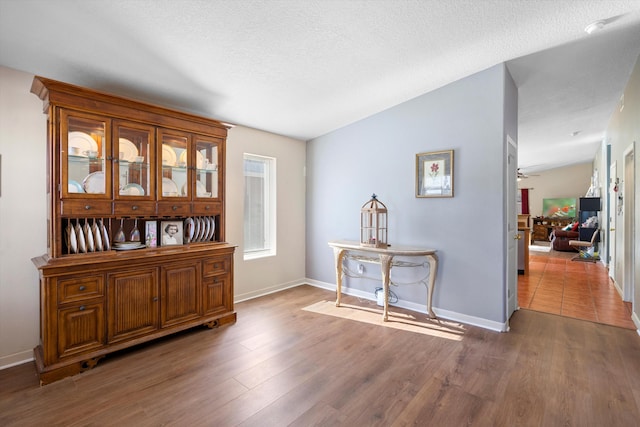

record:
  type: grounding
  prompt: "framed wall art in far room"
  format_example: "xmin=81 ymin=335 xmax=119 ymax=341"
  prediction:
xmin=416 ymin=149 xmax=454 ymax=198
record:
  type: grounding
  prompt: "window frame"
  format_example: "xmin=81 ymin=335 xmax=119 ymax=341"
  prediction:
xmin=243 ymin=153 xmax=276 ymax=260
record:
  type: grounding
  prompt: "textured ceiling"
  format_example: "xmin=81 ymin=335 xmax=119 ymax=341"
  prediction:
xmin=1 ymin=0 xmax=639 ymax=173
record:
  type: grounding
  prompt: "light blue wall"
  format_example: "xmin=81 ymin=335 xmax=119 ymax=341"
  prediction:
xmin=306 ymin=64 xmax=517 ymax=325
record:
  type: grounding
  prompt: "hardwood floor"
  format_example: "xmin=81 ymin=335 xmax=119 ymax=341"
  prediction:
xmin=519 ymin=244 xmax=636 ymax=330
xmin=2 ymin=285 xmax=640 ymax=426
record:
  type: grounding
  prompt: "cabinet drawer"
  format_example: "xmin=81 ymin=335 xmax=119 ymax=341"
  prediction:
xmin=157 ymin=202 xmax=190 ymax=216
xmin=61 ymin=200 xmax=112 ymax=216
xmin=192 ymin=201 xmax=221 ymax=215
xmin=114 ymin=201 xmax=156 ymax=216
xmin=203 ymin=256 xmax=230 ymax=276
xmin=57 ymin=275 xmax=104 ymax=304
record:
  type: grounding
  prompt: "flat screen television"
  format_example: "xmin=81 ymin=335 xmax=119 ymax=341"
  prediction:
xmin=542 ymin=198 xmax=577 ymax=218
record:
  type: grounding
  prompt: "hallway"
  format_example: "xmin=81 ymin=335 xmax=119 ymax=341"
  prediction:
xmin=518 ymin=245 xmax=636 ymax=330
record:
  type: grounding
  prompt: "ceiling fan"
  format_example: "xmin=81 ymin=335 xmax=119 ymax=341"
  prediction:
xmin=517 ymin=168 xmax=540 ymax=180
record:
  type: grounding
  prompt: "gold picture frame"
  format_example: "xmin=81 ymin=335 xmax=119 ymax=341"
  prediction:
xmin=416 ymin=150 xmax=454 ymax=198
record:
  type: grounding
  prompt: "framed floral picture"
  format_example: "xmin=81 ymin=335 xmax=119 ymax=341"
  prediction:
xmin=416 ymin=150 xmax=454 ymax=198
xmin=145 ymin=220 xmax=158 ymax=248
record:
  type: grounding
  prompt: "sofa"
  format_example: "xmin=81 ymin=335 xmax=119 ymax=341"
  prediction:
xmin=550 ymin=227 xmax=579 ymax=252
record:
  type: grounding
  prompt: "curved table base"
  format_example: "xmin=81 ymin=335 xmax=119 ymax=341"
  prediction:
xmin=329 ymin=241 xmax=438 ymax=321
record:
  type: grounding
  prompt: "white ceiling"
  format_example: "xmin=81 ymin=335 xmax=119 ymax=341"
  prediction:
xmin=1 ymin=0 xmax=639 ymax=173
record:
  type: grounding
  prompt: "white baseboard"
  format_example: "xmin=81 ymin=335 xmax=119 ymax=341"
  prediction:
xmin=234 ymin=278 xmax=307 ymax=303
xmin=632 ymin=312 xmax=640 ymax=334
xmin=0 ymin=350 xmax=33 ymax=371
xmin=612 ymin=277 xmax=624 ymax=299
xmin=305 ymin=279 xmax=508 ymax=332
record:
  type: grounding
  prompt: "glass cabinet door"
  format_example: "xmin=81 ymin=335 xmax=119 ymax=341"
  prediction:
xmin=158 ymin=129 xmax=189 ymax=199
xmin=62 ymin=111 xmax=110 ymax=197
xmin=194 ymin=136 xmax=221 ymax=199
xmin=114 ymin=122 xmax=154 ymax=199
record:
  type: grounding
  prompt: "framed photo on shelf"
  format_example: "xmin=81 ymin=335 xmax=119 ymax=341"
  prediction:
xmin=416 ymin=150 xmax=454 ymax=198
xmin=160 ymin=220 xmax=183 ymax=246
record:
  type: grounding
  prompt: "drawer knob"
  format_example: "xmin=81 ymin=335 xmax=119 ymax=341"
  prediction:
xmin=79 ymin=305 xmax=85 ymax=311
xmin=153 ymin=297 xmax=158 ymax=302
xmin=172 ymin=206 xmax=178 ymax=211
xmin=85 ymin=205 xmax=91 ymax=210
xmin=132 ymin=205 xmax=138 ymax=210
xmin=205 ymin=206 xmax=210 ymax=210
xmin=79 ymin=285 xmax=86 ymax=291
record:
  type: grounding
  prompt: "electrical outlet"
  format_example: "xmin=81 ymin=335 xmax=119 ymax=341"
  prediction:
xmin=357 ymin=264 xmax=365 ymax=274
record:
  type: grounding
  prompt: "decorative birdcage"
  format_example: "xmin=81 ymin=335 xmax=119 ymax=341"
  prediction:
xmin=360 ymin=194 xmax=388 ymax=248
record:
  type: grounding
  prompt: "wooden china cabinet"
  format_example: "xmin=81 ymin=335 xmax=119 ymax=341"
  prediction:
xmin=30 ymin=76 xmax=236 ymax=385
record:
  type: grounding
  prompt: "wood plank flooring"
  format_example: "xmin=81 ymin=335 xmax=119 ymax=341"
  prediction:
xmin=2 ymin=285 xmax=640 ymax=426
xmin=519 ymin=245 xmax=635 ymax=329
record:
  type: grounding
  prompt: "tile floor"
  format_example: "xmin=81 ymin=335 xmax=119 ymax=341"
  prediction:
xmin=518 ymin=244 xmax=636 ymax=330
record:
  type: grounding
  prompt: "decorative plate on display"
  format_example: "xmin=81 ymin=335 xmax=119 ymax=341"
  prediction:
xmin=75 ymin=221 xmax=86 ymax=253
xmin=84 ymin=221 xmax=95 ymax=252
xmin=193 ymin=218 xmax=201 ymax=242
xmin=178 ymin=150 xmax=187 ymax=166
xmin=162 ymin=144 xmax=177 ymax=166
xmin=192 ymin=217 xmax=200 ymax=242
xmin=83 ymin=171 xmax=105 ymax=194
xmin=92 ymin=221 xmax=103 ymax=252
xmin=118 ymin=138 xmax=138 ymax=162
xmin=114 ymin=241 xmax=143 ymax=248
xmin=207 ymin=217 xmax=216 ymax=241
xmin=201 ymin=218 xmax=209 ymax=241
xmin=197 ymin=151 xmax=205 ymax=169
xmin=120 ymin=183 xmax=145 ymax=196
xmin=68 ymin=131 xmax=98 ymax=156
xmin=179 ymin=150 xmax=205 ymax=169
xmin=197 ymin=217 xmax=206 ymax=241
xmin=68 ymin=180 xmax=85 ymax=193
xmin=202 ymin=217 xmax=210 ymax=242
xmin=195 ymin=180 xmax=207 ymax=197
xmin=100 ymin=220 xmax=110 ymax=251
xmin=113 ymin=242 xmax=146 ymax=251
xmin=184 ymin=218 xmax=195 ymax=243
xmin=67 ymin=223 xmax=78 ymax=254
xmin=162 ymin=177 xmax=179 ymax=196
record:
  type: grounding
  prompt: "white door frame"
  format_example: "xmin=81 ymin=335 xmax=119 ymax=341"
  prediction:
xmin=609 ymin=161 xmax=617 ymax=283
xmin=506 ymin=135 xmax=518 ymax=325
xmin=623 ymin=142 xmax=635 ymax=304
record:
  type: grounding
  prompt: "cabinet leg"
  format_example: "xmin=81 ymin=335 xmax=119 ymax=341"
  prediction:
xmin=80 ymin=356 xmax=104 ymax=371
xmin=204 ymin=312 xmax=237 ymax=329
xmin=36 ymin=353 xmax=105 ymax=385
xmin=204 ymin=319 xmax=220 ymax=329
